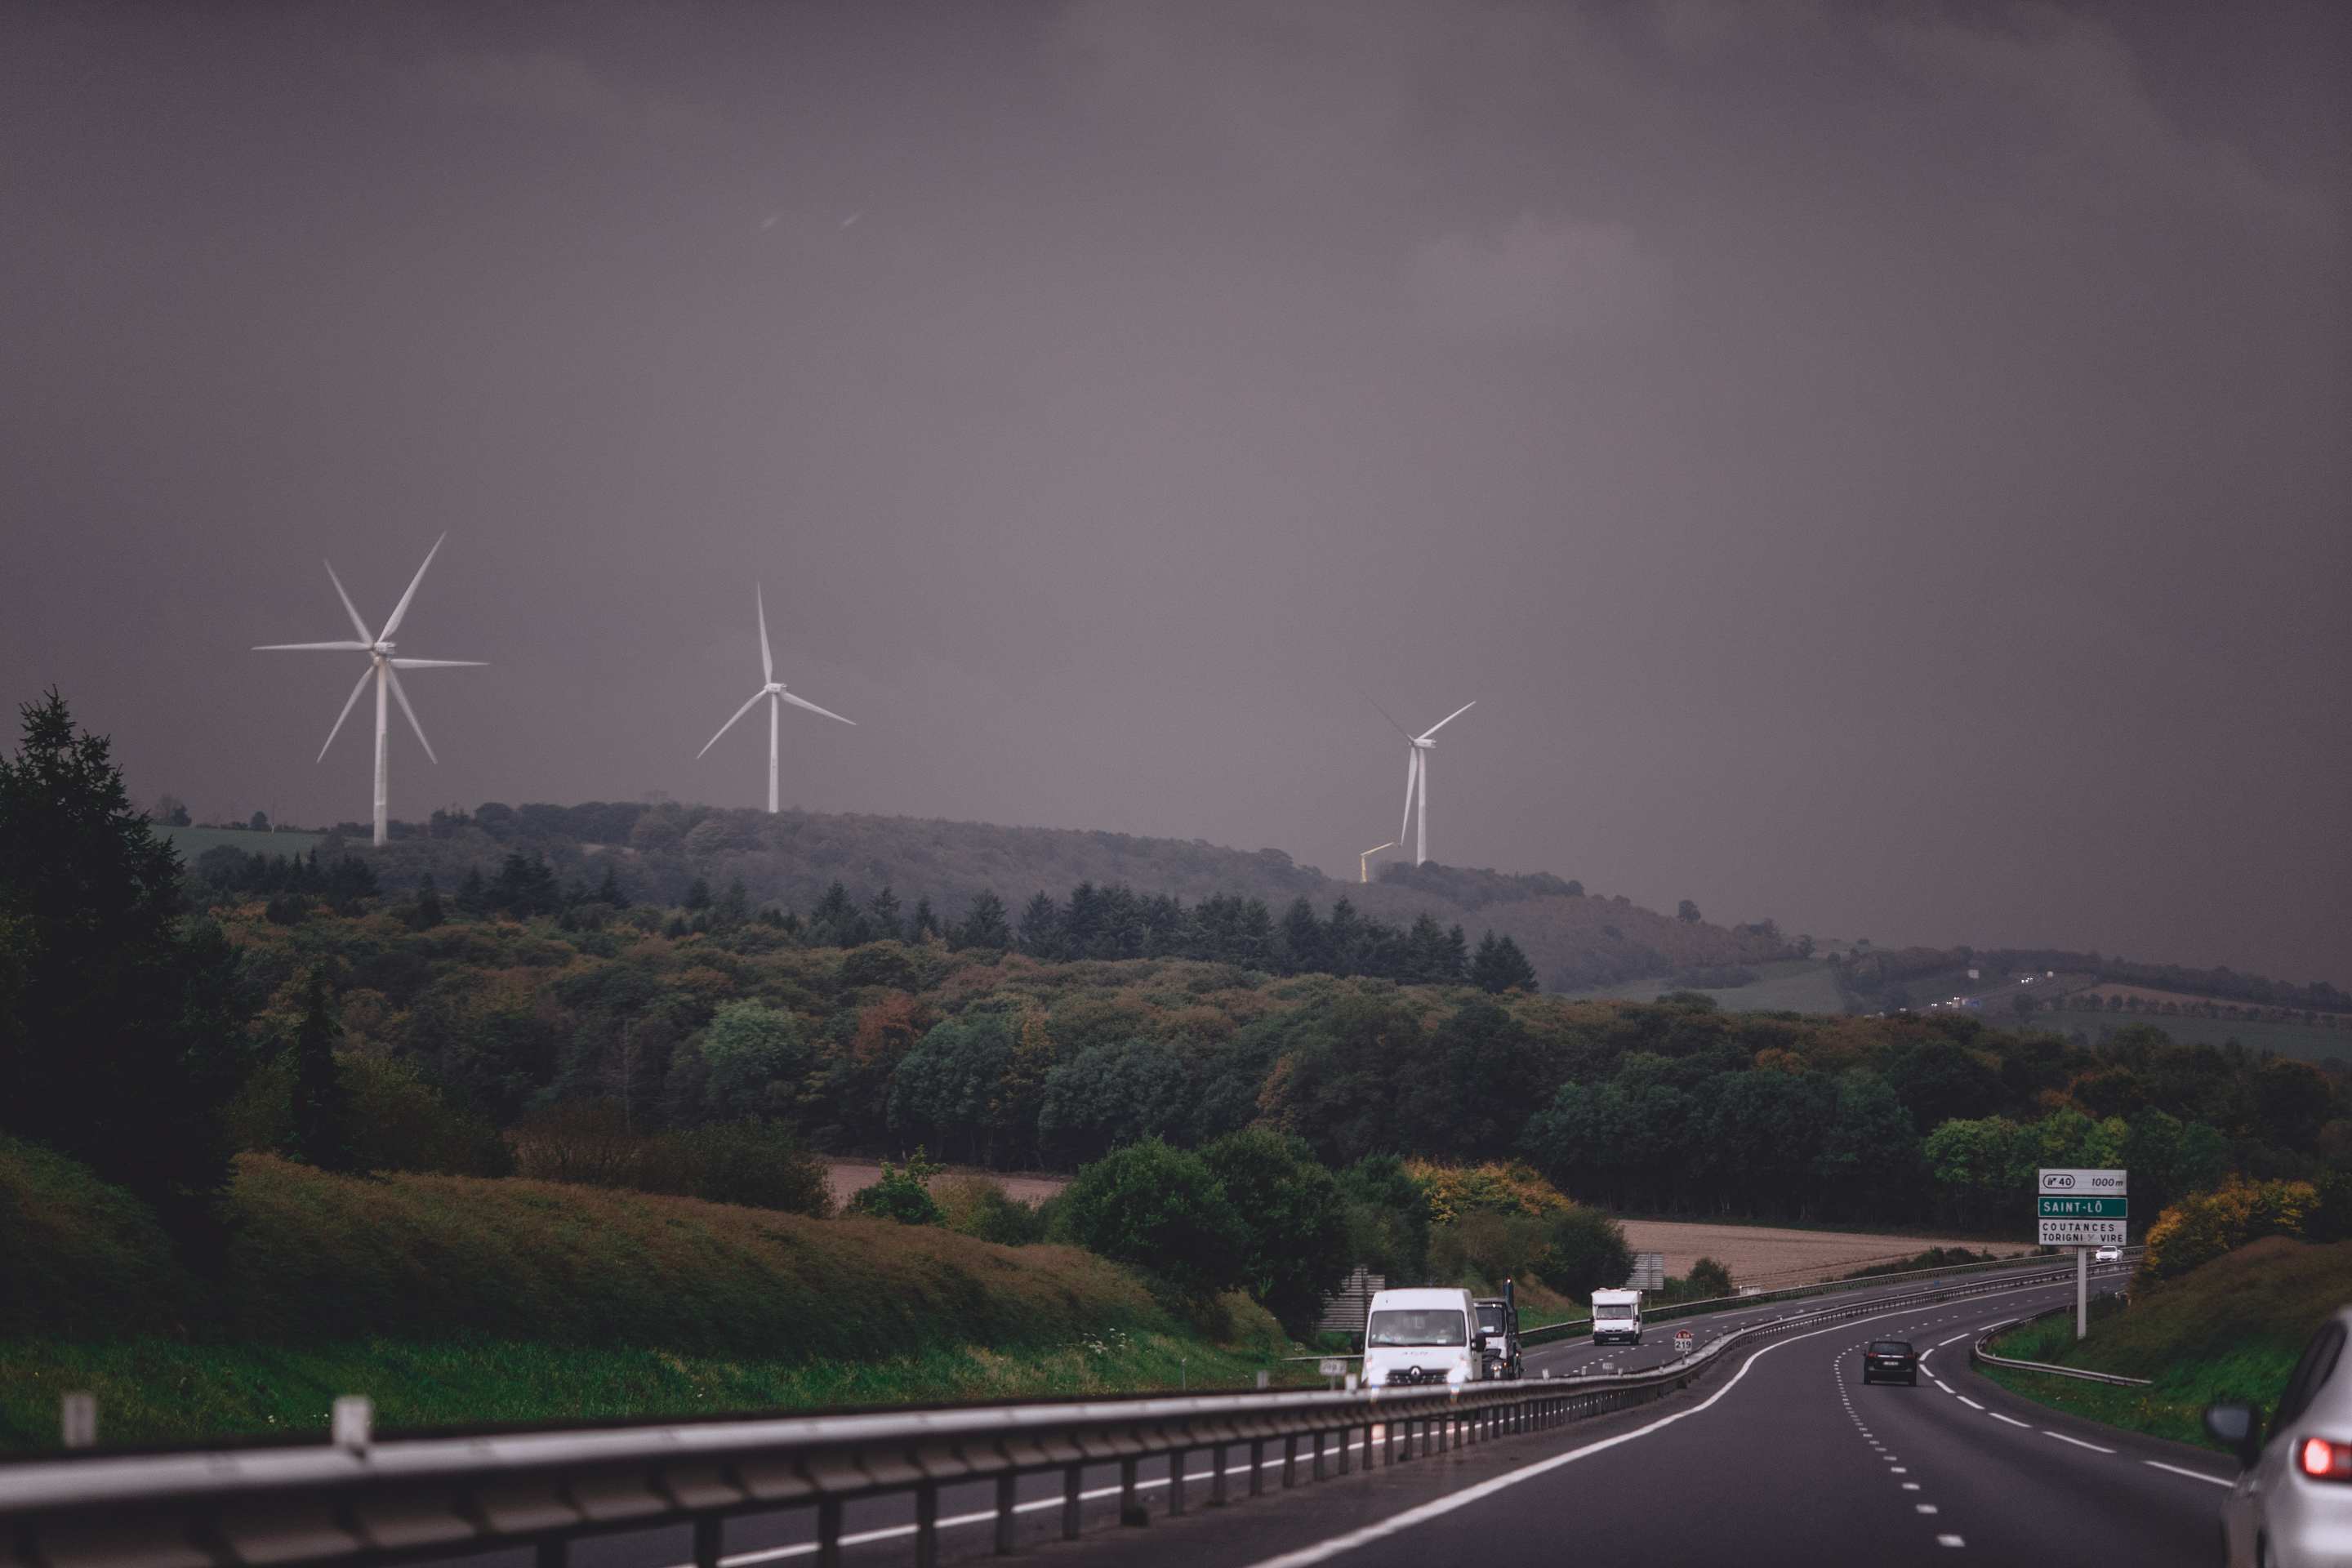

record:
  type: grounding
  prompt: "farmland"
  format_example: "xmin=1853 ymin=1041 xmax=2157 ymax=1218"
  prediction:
xmin=1563 ymin=957 xmax=1849 ymax=1015
xmin=156 ymin=824 xmax=324 ymax=861
xmin=2025 ymin=1006 xmax=2349 ymax=1063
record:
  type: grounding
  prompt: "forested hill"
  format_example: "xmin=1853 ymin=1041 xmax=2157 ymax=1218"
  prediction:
xmin=281 ymin=801 xmax=1789 ymax=992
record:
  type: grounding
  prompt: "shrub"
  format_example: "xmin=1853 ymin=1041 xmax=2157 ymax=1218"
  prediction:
xmin=1428 ymin=1210 xmax=1551 ymax=1291
xmin=1537 ymin=1205 xmax=1634 ymax=1299
xmin=1056 ymin=1139 xmax=1248 ymax=1304
xmin=227 ymin=1053 xmax=509 ymax=1177
xmin=934 ymin=1174 xmax=1045 ymax=1245
xmin=1686 ymin=1256 xmax=1733 ymax=1298
xmin=1404 ymin=1160 xmax=1570 ymax=1223
xmin=641 ymin=1120 xmax=831 ymax=1216
xmin=847 ymin=1151 xmax=945 ymax=1225
xmin=510 ymin=1100 xmax=644 ymax=1187
xmin=2143 ymin=1178 xmax=2318 ymax=1281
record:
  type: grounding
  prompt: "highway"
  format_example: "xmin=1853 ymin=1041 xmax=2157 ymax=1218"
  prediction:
xmin=385 ymin=1256 xmax=2229 ymax=1568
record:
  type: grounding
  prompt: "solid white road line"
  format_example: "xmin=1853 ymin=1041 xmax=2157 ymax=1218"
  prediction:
xmin=2145 ymin=1460 xmax=2234 ymax=1488
xmin=2044 ymin=1431 xmax=2116 ymax=1454
xmin=1933 ymin=1379 xmax=1953 ymax=1392
xmin=1233 ymin=1282 xmax=2075 ymax=1568
xmin=1940 ymin=1331 xmax=1973 ymax=1347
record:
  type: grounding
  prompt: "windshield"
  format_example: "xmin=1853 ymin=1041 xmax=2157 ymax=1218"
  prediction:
xmin=1477 ymin=1307 xmax=1507 ymax=1332
xmin=1596 ymin=1303 xmax=1635 ymax=1320
xmin=1367 ymin=1309 xmax=1466 ymax=1348
xmin=1870 ymin=1342 xmax=1912 ymax=1354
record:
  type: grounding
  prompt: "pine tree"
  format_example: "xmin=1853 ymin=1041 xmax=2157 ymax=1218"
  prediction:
xmin=684 ymin=876 xmax=714 ymax=911
xmin=909 ymin=895 xmax=939 ymax=942
xmin=1470 ymin=930 xmax=1508 ymax=992
xmin=457 ymin=864 xmax=488 ymax=915
xmin=1018 ymin=892 xmax=1062 ymax=958
xmin=956 ymin=889 xmax=1012 ymax=951
xmin=1278 ymin=896 xmax=1328 ymax=976
xmin=715 ymin=877 xmax=751 ymax=929
xmin=868 ymin=885 xmax=903 ymax=942
xmin=1490 ymin=934 xmax=1539 ymax=993
xmin=1324 ymin=896 xmax=1362 ymax=976
xmin=409 ymin=871 xmax=445 ymax=930
xmin=595 ymin=862 xmax=626 ymax=909
xmin=286 ymin=969 xmax=356 ymax=1172
xmin=1443 ymin=924 xmax=1470 ymax=983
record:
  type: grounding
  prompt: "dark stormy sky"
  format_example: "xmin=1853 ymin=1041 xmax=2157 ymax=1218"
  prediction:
xmin=4 ymin=2 xmax=2346 ymax=983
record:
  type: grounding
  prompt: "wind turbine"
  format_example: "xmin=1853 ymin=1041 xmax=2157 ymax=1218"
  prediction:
xmin=697 ymin=585 xmax=855 ymax=812
xmin=1359 ymin=840 xmax=1396 ymax=884
xmin=1371 ymin=697 xmax=1477 ymax=866
xmin=252 ymin=533 xmax=484 ymax=848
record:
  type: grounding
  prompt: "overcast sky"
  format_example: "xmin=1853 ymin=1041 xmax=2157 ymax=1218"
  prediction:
xmin=4 ymin=1 xmax=2345 ymax=983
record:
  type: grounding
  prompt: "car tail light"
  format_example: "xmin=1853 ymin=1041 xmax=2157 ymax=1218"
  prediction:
xmin=2300 ymin=1437 xmax=2352 ymax=1481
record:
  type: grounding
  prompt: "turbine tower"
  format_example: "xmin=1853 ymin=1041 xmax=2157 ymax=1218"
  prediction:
xmin=252 ymin=533 xmax=485 ymax=848
xmin=697 ymin=584 xmax=855 ymax=812
xmin=1372 ymin=698 xmax=1477 ymax=866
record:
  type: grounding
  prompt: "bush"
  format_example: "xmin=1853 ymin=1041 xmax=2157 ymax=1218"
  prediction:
xmin=510 ymin=1100 xmax=644 ymax=1187
xmin=934 ymin=1174 xmax=1045 ymax=1245
xmin=2143 ymin=1179 xmax=2318 ymax=1281
xmin=846 ymin=1151 xmax=945 ymax=1225
xmin=1428 ymin=1210 xmax=1551 ymax=1290
xmin=1056 ymin=1139 xmax=1248 ymax=1304
xmin=1686 ymin=1256 xmax=1733 ymax=1298
xmin=1404 ymin=1160 xmax=1571 ymax=1223
xmin=642 ymin=1120 xmax=831 ymax=1216
xmin=227 ymin=1053 xmax=510 ymax=1177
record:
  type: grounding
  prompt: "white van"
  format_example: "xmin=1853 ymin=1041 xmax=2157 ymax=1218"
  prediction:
xmin=1361 ymin=1287 xmax=1486 ymax=1387
xmin=1591 ymin=1288 xmax=1643 ymax=1346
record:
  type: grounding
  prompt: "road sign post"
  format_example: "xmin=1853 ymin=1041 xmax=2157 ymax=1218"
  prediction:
xmin=2038 ymin=1169 xmax=2125 ymax=1341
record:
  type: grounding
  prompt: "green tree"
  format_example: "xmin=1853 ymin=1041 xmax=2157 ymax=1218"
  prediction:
xmin=1677 ymin=899 xmax=1701 ymax=924
xmin=845 ymin=1149 xmax=945 ymax=1224
xmin=955 ymin=890 xmax=1012 ymax=951
xmin=1538 ymin=1205 xmax=1634 ymax=1298
xmin=1469 ymin=931 xmax=1540 ymax=993
xmin=889 ymin=1014 xmax=1018 ymax=1164
xmin=1338 ymin=1155 xmax=1432 ymax=1282
xmin=683 ymin=876 xmax=713 ymax=911
xmin=285 ymin=969 xmax=357 ymax=1172
xmin=697 ymin=1000 xmax=812 ymax=1120
xmin=0 ymin=692 xmax=243 ymax=1235
xmin=1199 ymin=1129 xmax=1351 ymax=1337
xmin=594 ymin=862 xmax=627 ymax=909
xmin=1055 ymin=1138 xmax=1248 ymax=1303
xmin=1036 ymin=1038 xmax=1191 ymax=1166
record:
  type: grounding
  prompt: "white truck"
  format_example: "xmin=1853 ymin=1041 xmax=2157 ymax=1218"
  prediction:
xmin=1591 ymin=1287 xmax=1644 ymax=1346
xmin=1361 ymin=1286 xmax=1488 ymax=1387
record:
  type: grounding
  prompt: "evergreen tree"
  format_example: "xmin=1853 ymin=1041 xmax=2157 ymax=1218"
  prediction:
xmin=1277 ymin=896 xmax=1328 ymax=976
xmin=1490 ymin=934 xmax=1538 ymax=991
xmin=1443 ymin=924 xmax=1470 ymax=982
xmin=909 ymin=895 xmax=939 ymax=942
xmin=684 ymin=876 xmax=714 ymax=911
xmin=1401 ymin=913 xmax=1450 ymax=983
xmin=595 ymin=862 xmax=626 ymax=909
xmin=0 ymin=691 xmax=243 ymax=1232
xmin=1324 ymin=896 xmax=1363 ymax=977
xmin=1018 ymin=892 xmax=1062 ymax=958
xmin=868 ymin=885 xmax=903 ymax=943
xmin=286 ymin=969 xmax=356 ymax=1172
xmin=955 ymin=889 xmax=1012 ymax=951
xmin=408 ymin=871 xmax=445 ymax=930
xmin=715 ymin=877 xmax=751 ymax=929
xmin=456 ymin=864 xmax=488 ymax=915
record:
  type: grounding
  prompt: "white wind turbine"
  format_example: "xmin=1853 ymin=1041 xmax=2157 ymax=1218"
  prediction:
xmin=252 ymin=533 xmax=485 ymax=848
xmin=1359 ymin=841 xmax=1396 ymax=884
xmin=1372 ymin=697 xmax=1477 ymax=866
xmin=697 ymin=585 xmax=855 ymax=812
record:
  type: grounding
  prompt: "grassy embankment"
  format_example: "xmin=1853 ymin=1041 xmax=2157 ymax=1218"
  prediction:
xmin=0 ymin=1139 xmax=1294 ymax=1454
xmin=1980 ymin=1236 xmax=2352 ymax=1451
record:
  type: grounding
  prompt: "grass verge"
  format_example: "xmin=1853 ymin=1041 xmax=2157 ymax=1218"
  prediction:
xmin=1976 ymin=1236 xmax=2352 ymax=1453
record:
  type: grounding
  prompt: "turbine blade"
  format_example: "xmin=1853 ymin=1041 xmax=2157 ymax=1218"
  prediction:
xmin=380 ymin=532 xmax=447 ymax=640
xmin=316 ymin=666 xmax=372 ymax=762
xmin=779 ymin=689 xmax=856 ymax=725
xmin=1361 ymin=689 xmax=1417 ymax=744
xmin=1419 ymin=700 xmax=1477 ymax=740
xmin=324 ymin=561 xmax=373 ymax=642
xmin=697 ymin=688 xmax=767 ymax=757
xmin=254 ymin=641 xmax=371 ymax=651
xmin=385 ymin=664 xmax=438 ymax=764
xmin=1361 ymin=841 xmax=1396 ymax=857
xmin=1399 ymin=750 xmax=1419 ymax=846
xmin=757 ymin=584 xmax=773 ymax=685
xmin=388 ymin=658 xmax=487 ymax=668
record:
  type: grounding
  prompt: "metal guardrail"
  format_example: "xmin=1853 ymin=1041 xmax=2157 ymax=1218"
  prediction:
xmin=0 ymin=1260 xmax=2122 ymax=1568
xmin=1970 ymin=1305 xmax=2154 ymax=1388
xmin=1519 ymin=1245 xmax=2143 ymax=1347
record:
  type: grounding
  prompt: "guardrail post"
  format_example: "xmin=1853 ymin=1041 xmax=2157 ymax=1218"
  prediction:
xmin=1249 ymin=1438 xmax=1266 ymax=1497
xmin=1311 ymin=1430 xmax=1325 ymax=1481
xmin=693 ymin=1516 xmax=722 ymax=1568
xmin=995 ymin=1474 xmax=1017 ymax=1555
xmin=1062 ymin=1463 xmax=1083 ymax=1539
xmin=817 ymin=1496 xmax=844 ymax=1568
xmin=1119 ymin=1456 xmax=1143 ymax=1526
xmin=59 ymin=1392 xmax=96 ymax=1450
xmin=915 ymin=1481 xmax=939 ymax=1568
xmin=1281 ymin=1434 xmax=1298 ymax=1488
xmin=1336 ymin=1423 xmax=1352 ymax=1475
xmin=1169 ymin=1450 xmax=1186 ymax=1515
xmin=1211 ymin=1442 xmax=1229 ymax=1505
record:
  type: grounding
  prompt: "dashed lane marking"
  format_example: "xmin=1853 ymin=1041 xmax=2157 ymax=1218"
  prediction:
xmin=1958 ymin=1396 xmax=1985 ymax=1410
xmin=1990 ymin=1414 xmax=2032 ymax=1429
xmin=1937 ymin=1534 xmax=1966 ymax=1548
xmin=2043 ymin=1431 xmax=2114 ymax=1454
xmin=2145 ymin=1461 xmax=2233 ymax=1488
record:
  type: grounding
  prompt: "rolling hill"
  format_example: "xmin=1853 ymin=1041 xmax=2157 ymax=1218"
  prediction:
xmin=304 ymin=800 xmax=1792 ymax=992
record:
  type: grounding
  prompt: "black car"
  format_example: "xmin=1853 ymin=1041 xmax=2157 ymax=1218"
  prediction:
xmin=1862 ymin=1339 xmax=1919 ymax=1386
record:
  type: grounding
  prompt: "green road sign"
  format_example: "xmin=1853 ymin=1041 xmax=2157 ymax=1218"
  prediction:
xmin=2037 ymin=1196 xmax=2127 ymax=1218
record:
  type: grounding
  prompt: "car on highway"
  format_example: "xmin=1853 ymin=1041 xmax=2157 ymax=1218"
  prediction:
xmin=1361 ymin=1287 xmax=1488 ymax=1387
xmin=2207 ymin=1308 xmax=2352 ymax=1566
xmin=1473 ymin=1297 xmax=1523 ymax=1380
xmin=2095 ymin=1245 xmax=2123 ymax=1263
xmin=1592 ymin=1287 xmax=1645 ymax=1346
xmin=1860 ymin=1339 xmax=1920 ymax=1386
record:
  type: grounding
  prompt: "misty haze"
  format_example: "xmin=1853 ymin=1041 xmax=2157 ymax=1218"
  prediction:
xmin=2 ymin=4 xmax=2346 ymax=1566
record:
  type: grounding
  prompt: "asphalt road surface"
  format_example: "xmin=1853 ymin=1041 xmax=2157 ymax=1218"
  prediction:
xmin=413 ymin=1257 xmax=2231 ymax=1568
